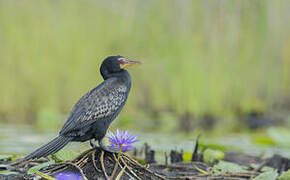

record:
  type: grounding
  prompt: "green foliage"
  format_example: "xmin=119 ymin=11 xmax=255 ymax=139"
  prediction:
xmin=0 ymin=0 xmax=289 ymax=130
xmin=134 ymin=157 xmax=146 ymax=165
xmin=52 ymin=149 xmax=79 ymax=162
xmin=252 ymin=133 xmax=276 ymax=146
xmin=27 ymin=160 xmax=55 ymax=175
xmin=253 ymin=170 xmax=278 ymax=180
xmin=203 ymin=149 xmax=225 ymax=164
xmin=212 ymin=160 xmax=248 ymax=174
xmin=261 ymin=166 xmax=276 ymax=173
xmin=198 ymin=142 xmax=227 ymax=152
xmin=0 ymin=155 xmax=13 ymax=161
xmin=278 ymin=169 xmax=290 ymax=180
xmin=183 ymin=152 xmax=192 ymax=162
xmin=267 ymin=128 xmax=290 ymax=148
xmin=115 ymin=166 xmax=126 ymax=180
xmin=35 ymin=171 xmax=56 ymax=180
xmin=0 ymin=154 xmax=19 ymax=162
xmin=0 ymin=170 xmax=18 ymax=175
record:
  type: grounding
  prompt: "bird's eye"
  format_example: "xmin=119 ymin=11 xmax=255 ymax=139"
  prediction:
xmin=118 ymin=58 xmax=128 ymax=64
xmin=119 ymin=59 xmax=125 ymax=64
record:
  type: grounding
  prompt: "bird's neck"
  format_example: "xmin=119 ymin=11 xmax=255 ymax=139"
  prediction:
xmin=102 ymin=69 xmax=131 ymax=83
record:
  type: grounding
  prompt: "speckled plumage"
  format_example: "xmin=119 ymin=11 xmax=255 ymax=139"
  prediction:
xmin=22 ymin=56 xmax=138 ymax=161
xmin=60 ymin=76 xmax=130 ymax=139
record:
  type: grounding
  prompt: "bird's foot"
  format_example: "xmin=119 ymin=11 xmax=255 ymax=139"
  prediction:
xmin=90 ymin=139 xmax=97 ymax=149
xmin=99 ymin=140 xmax=119 ymax=153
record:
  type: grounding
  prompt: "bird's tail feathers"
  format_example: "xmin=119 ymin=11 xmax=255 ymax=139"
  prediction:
xmin=23 ymin=136 xmax=72 ymax=161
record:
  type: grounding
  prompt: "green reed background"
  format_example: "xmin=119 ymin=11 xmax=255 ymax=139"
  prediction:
xmin=0 ymin=0 xmax=289 ymax=132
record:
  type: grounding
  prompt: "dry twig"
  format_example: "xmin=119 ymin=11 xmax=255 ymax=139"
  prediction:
xmin=91 ymin=150 xmax=101 ymax=172
xmin=100 ymin=151 xmax=109 ymax=180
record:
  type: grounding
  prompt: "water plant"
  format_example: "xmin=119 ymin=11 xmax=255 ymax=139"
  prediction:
xmin=106 ymin=129 xmax=139 ymax=179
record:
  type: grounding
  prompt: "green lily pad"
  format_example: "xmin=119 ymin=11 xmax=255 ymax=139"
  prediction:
xmin=27 ymin=160 xmax=55 ymax=175
xmin=261 ymin=166 xmax=275 ymax=172
xmin=252 ymin=133 xmax=276 ymax=146
xmin=52 ymin=149 xmax=79 ymax=162
xmin=212 ymin=160 xmax=248 ymax=174
xmin=35 ymin=171 xmax=56 ymax=180
xmin=278 ymin=169 xmax=290 ymax=180
xmin=199 ymin=142 xmax=226 ymax=151
xmin=0 ymin=170 xmax=18 ymax=175
xmin=267 ymin=128 xmax=290 ymax=148
xmin=203 ymin=149 xmax=224 ymax=164
xmin=0 ymin=155 xmax=13 ymax=161
xmin=253 ymin=170 xmax=278 ymax=180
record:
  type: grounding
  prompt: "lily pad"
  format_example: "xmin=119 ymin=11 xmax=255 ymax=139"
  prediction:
xmin=0 ymin=170 xmax=18 ymax=175
xmin=27 ymin=160 xmax=55 ymax=175
xmin=199 ymin=142 xmax=226 ymax=151
xmin=267 ymin=128 xmax=290 ymax=148
xmin=203 ymin=149 xmax=224 ymax=164
xmin=252 ymin=133 xmax=276 ymax=146
xmin=52 ymin=149 xmax=79 ymax=162
xmin=0 ymin=155 xmax=13 ymax=161
xmin=261 ymin=166 xmax=275 ymax=172
xmin=36 ymin=171 xmax=56 ymax=180
xmin=253 ymin=170 xmax=278 ymax=180
xmin=278 ymin=169 xmax=290 ymax=180
xmin=212 ymin=160 xmax=248 ymax=174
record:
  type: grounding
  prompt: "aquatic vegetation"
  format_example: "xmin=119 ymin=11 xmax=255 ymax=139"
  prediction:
xmin=106 ymin=129 xmax=139 ymax=179
xmin=106 ymin=129 xmax=139 ymax=152
xmin=54 ymin=172 xmax=82 ymax=180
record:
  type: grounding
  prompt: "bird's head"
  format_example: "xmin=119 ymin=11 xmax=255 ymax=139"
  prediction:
xmin=100 ymin=56 xmax=141 ymax=79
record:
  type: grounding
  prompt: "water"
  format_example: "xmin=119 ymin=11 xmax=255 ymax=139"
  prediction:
xmin=1 ymin=124 xmax=290 ymax=162
xmin=0 ymin=125 xmax=55 ymax=154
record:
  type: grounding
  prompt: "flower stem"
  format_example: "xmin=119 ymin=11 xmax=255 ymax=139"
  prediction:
xmin=110 ymin=146 xmax=122 ymax=180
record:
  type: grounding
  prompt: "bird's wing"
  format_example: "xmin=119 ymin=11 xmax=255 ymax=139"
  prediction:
xmin=59 ymin=78 xmax=128 ymax=136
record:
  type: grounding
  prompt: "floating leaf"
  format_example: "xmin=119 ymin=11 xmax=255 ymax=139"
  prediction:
xmin=203 ymin=149 xmax=224 ymax=164
xmin=253 ymin=170 xmax=278 ymax=180
xmin=198 ymin=142 xmax=226 ymax=151
xmin=27 ymin=160 xmax=55 ymax=175
xmin=36 ymin=171 xmax=56 ymax=180
xmin=252 ymin=133 xmax=276 ymax=146
xmin=267 ymin=128 xmax=290 ymax=148
xmin=278 ymin=169 xmax=290 ymax=180
xmin=0 ymin=170 xmax=18 ymax=175
xmin=212 ymin=160 xmax=247 ymax=174
xmin=0 ymin=155 xmax=13 ymax=161
xmin=261 ymin=166 xmax=275 ymax=172
xmin=52 ymin=149 xmax=79 ymax=162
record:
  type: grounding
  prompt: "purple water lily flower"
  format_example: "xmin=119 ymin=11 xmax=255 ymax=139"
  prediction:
xmin=106 ymin=129 xmax=139 ymax=152
xmin=54 ymin=172 xmax=82 ymax=180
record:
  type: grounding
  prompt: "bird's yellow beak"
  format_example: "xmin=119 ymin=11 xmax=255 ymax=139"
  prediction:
xmin=119 ymin=58 xmax=141 ymax=69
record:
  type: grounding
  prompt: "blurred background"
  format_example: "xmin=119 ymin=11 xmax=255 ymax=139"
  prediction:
xmin=0 ymin=0 xmax=290 ymax=158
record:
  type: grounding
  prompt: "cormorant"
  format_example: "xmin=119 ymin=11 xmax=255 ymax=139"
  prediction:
xmin=23 ymin=56 xmax=140 ymax=161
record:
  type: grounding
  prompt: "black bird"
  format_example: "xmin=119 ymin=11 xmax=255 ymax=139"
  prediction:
xmin=23 ymin=56 xmax=140 ymax=161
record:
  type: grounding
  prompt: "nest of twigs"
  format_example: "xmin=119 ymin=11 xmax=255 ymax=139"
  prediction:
xmin=41 ymin=147 xmax=166 ymax=180
xmin=3 ymin=143 xmax=290 ymax=180
xmin=11 ymin=148 xmax=258 ymax=180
